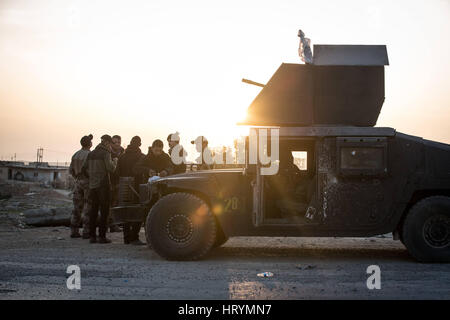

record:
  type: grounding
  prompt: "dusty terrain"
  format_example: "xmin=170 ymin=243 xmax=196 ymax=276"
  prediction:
xmin=0 ymin=182 xmax=449 ymax=300
xmin=0 ymin=181 xmax=72 ymax=230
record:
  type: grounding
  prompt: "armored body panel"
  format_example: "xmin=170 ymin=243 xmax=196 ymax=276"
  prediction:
xmin=242 ymin=45 xmax=389 ymax=127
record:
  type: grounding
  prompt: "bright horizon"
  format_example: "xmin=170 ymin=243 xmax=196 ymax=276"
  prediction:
xmin=0 ymin=0 xmax=449 ymax=163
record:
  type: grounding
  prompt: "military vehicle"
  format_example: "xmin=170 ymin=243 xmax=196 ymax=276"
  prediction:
xmin=112 ymin=44 xmax=450 ymax=262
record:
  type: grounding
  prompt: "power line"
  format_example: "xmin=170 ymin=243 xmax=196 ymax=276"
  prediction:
xmin=42 ymin=148 xmax=72 ymax=155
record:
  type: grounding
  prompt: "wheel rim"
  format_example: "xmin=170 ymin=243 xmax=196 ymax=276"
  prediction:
xmin=166 ymin=214 xmax=194 ymax=243
xmin=423 ymin=214 xmax=450 ymax=248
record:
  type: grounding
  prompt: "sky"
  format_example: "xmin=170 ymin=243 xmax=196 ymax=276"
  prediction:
xmin=0 ymin=0 xmax=449 ymax=163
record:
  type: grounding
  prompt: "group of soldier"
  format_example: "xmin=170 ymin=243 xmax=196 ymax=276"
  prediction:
xmin=69 ymin=132 xmax=187 ymax=245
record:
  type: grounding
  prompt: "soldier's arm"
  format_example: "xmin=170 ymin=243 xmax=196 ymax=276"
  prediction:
xmin=116 ymin=157 xmax=122 ymax=177
xmin=162 ymin=154 xmax=174 ymax=176
xmin=69 ymin=155 xmax=76 ymax=177
xmin=104 ymin=151 xmax=117 ymax=173
xmin=178 ymin=148 xmax=187 ymax=173
xmin=81 ymin=156 xmax=89 ymax=178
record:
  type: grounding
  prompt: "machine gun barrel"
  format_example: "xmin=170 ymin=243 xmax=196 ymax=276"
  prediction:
xmin=242 ymin=78 xmax=265 ymax=88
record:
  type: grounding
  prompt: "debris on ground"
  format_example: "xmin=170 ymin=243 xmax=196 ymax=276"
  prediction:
xmin=0 ymin=181 xmax=72 ymax=229
xmin=22 ymin=207 xmax=71 ymax=227
xmin=257 ymin=272 xmax=274 ymax=278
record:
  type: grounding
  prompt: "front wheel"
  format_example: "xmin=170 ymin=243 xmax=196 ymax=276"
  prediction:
xmin=402 ymin=196 xmax=450 ymax=262
xmin=146 ymin=193 xmax=216 ymax=260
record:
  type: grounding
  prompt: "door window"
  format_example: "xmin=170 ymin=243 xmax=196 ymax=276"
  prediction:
xmin=291 ymin=151 xmax=307 ymax=170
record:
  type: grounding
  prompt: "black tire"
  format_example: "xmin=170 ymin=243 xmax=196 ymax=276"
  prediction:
xmin=143 ymin=210 xmax=151 ymax=248
xmin=213 ymin=221 xmax=229 ymax=248
xmin=402 ymin=196 xmax=450 ymax=262
xmin=145 ymin=193 xmax=216 ymax=260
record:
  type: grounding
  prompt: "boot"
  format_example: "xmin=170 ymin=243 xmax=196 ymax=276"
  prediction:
xmin=98 ymin=237 xmax=112 ymax=244
xmin=82 ymin=226 xmax=90 ymax=239
xmin=70 ymin=227 xmax=81 ymax=238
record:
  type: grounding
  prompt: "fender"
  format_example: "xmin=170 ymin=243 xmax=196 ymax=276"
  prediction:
xmin=154 ymin=172 xmax=220 ymax=200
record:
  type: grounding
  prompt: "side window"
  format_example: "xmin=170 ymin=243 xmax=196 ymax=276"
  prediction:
xmin=340 ymin=147 xmax=383 ymax=170
xmin=337 ymin=137 xmax=387 ymax=176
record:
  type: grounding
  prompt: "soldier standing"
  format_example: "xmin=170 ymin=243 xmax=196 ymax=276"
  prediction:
xmin=111 ymin=135 xmax=125 ymax=159
xmin=134 ymin=139 xmax=173 ymax=180
xmin=82 ymin=134 xmax=118 ymax=244
xmin=116 ymin=136 xmax=146 ymax=245
xmin=167 ymin=132 xmax=187 ymax=175
xmin=191 ymin=136 xmax=214 ymax=170
xmin=109 ymin=134 xmax=124 ymax=232
xmin=69 ymin=134 xmax=93 ymax=238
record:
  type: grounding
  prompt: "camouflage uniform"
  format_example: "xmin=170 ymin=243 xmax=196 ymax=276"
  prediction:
xmin=71 ymin=179 xmax=90 ymax=234
xmin=69 ymin=148 xmax=91 ymax=237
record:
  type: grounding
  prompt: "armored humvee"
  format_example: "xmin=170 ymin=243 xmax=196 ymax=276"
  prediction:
xmin=112 ymin=45 xmax=450 ymax=262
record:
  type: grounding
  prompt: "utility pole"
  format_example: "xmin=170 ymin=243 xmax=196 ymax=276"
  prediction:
xmin=36 ymin=147 xmax=43 ymax=166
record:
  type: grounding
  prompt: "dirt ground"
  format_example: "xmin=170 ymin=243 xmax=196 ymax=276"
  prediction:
xmin=0 ymin=226 xmax=449 ymax=300
xmin=0 ymin=181 xmax=449 ymax=300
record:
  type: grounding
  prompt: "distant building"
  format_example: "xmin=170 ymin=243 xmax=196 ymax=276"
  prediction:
xmin=0 ymin=161 xmax=70 ymax=187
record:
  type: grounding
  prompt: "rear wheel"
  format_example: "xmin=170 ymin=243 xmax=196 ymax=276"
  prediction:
xmin=146 ymin=193 xmax=216 ymax=260
xmin=402 ymin=196 xmax=450 ymax=262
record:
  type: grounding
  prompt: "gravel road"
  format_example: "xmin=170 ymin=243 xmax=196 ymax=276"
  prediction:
xmin=0 ymin=226 xmax=449 ymax=300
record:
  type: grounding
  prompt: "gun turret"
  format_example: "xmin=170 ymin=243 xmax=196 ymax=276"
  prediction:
xmin=240 ymin=45 xmax=389 ymax=127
